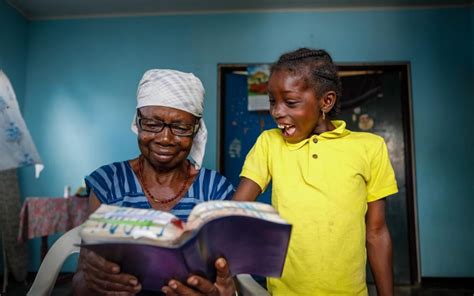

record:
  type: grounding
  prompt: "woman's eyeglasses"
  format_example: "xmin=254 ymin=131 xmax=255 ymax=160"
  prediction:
xmin=136 ymin=116 xmax=199 ymax=137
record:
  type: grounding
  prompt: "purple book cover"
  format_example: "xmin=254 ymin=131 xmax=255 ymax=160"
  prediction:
xmin=82 ymin=215 xmax=292 ymax=292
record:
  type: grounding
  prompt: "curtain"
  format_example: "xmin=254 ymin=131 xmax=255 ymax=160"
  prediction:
xmin=0 ymin=70 xmax=42 ymax=282
xmin=0 ymin=70 xmax=42 ymax=171
xmin=0 ymin=169 xmax=28 ymax=281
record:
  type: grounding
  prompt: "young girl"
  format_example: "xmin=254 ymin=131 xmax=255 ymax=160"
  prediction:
xmin=232 ymin=48 xmax=398 ymax=296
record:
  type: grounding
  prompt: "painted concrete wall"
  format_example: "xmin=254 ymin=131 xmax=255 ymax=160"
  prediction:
xmin=0 ymin=0 xmax=27 ymax=107
xmin=0 ymin=0 xmax=28 ymax=277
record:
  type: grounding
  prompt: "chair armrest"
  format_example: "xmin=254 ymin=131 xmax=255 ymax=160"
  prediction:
xmin=27 ymin=226 xmax=82 ymax=296
xmin=236 ymin=274 xmax=269 ymax=296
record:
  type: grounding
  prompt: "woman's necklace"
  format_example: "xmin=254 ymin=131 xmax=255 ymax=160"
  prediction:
xmin=137 ymin=155 xmax=191 ymax=204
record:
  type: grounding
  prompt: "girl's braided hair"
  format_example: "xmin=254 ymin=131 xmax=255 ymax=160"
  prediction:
xmin=270 ymin=48 xmax=342 ymax=117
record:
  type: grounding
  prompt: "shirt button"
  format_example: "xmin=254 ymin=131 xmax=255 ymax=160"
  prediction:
xmin=312 ymin=154 xmax=318 ymax=159
xmin=313 ymin=138 xmax=318 ymax=144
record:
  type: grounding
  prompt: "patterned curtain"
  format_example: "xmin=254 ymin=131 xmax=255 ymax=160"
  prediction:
xmin=0 ymin=70 xmax=42 ymax=282
xmin=0 ymin=70 xmax=42 ymax=170
xmin=0 ymin=169 xmax=28 ymax=281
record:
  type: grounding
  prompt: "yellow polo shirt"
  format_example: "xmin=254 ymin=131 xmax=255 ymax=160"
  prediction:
xmin=240 ymin=121 xmax=398 ymax=296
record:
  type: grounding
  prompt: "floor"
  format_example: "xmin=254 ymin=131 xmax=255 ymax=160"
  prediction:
xmin=1 ymin=273 xmax=73 ymax=296
xmin=1 ymin=274 xmax=473 ymax=295
xmin=368 ymin=284 xmax=474 ymax=296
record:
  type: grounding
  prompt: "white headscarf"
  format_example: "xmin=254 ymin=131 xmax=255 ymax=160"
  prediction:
xmin=131 ymin=69 xmax=207 ymax=168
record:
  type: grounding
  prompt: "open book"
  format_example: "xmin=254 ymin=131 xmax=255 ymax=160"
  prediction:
xmin=80 ymin=201 xmax=292 ymax=292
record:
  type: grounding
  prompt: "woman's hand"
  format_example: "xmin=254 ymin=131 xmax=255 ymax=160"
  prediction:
xmin=161 ymin=258 xmax=236 ymax=296
xmin=74 ymin=248 xmax=142 ymax=295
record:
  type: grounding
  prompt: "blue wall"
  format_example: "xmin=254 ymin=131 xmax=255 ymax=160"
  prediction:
xmin=0 ymin=0 xmax=28 ymax=107
xmin=0 ymin=0 xmax=28 ymax=275
xmin=4 ymin=5 xmax=474 ymax=276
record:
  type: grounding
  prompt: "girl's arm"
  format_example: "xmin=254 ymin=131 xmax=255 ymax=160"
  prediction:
xmin=366 ymin=198 xmax=393 ymax=296
xmin=232 ymin=177 xmax=262 ymax=201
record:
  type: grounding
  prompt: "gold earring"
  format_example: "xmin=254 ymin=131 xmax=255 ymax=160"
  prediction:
xmin=322 ymin=111 xmax=326 ymax=120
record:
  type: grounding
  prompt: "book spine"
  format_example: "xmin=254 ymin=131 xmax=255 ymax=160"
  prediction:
xmin=181 ymin=234 xmax=212 ymax=280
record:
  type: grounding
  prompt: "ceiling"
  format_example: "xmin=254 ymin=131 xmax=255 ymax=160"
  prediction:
xmin=7 ymin=0 xmax=472 ymax=20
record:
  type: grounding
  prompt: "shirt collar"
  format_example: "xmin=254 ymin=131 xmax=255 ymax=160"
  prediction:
xmin=285 ymin=120 xmax=351 ymax=151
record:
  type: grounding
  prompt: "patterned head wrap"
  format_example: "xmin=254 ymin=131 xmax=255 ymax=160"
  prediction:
xmin=131 ymin=69 xmax=207 ymax=168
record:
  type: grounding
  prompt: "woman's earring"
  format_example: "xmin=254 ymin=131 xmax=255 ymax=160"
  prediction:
xmin=321 ymin=111 xmax=326 ymax=120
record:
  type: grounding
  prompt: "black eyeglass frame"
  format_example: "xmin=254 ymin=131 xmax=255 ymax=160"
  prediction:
xmin=136 ymin=115 xmax=200 ymax=137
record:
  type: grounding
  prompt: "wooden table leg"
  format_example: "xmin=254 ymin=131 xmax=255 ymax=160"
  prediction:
xmin=2 ymin=232 xmax=8 ymax=293
xmin=40 ymin=236 xmax=48 ymax=261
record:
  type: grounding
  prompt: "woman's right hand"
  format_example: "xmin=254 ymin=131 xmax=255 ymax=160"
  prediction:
xmin=74 ymin=248 xmax=142 ymax=295
xmin=161 ymin=257 xmax=235 ymax=296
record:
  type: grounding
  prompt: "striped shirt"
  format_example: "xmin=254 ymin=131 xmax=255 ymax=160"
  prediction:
xmin=85 ymin=161 xmax=234 ymax=221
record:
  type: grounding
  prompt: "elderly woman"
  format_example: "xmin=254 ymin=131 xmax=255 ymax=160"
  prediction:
xmin=73 ymin=69 xmax=236 ymax=295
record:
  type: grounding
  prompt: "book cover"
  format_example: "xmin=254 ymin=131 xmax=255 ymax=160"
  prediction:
xmin=80 ymin=201 xmax=292 ymax=292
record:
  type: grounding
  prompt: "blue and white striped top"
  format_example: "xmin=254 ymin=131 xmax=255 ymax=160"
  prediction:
xmin=85 ymin=161 xmax=235 ymax=221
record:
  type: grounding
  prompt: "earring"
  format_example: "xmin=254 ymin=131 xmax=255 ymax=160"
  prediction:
xmin=321 ymin=111 xmax=326 ymax=120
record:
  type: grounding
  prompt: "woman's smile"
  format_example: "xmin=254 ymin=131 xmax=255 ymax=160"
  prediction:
xmin=151 ymin=148 xmax=176 ymax=160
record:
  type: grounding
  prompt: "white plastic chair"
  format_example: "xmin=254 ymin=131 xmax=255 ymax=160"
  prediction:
xmin=27 ymin=226 xmax=269 ymax=296
xmin=27 ymin=226 xmax=81 ymax=296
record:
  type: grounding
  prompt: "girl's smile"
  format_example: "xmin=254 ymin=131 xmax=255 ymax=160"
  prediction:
xmin=277 ymin=123 xmax=296 ymax=137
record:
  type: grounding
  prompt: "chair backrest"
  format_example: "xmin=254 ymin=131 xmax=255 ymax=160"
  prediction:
xmin=27 ymin=226 xmax=81 ymax=296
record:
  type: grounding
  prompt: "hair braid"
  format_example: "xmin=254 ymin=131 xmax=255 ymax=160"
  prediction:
xmin=278 ymin=48 xmax=330 ymax=62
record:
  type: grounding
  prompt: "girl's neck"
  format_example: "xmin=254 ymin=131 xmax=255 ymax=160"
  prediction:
xmin=312 ymin=119 xmax=335 ymax=135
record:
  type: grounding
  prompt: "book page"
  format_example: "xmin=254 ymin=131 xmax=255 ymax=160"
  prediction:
xmin=80 ymin=205 xmax=185 ymax=247
xmin=185 ymin=201 xmax=288 ymax=231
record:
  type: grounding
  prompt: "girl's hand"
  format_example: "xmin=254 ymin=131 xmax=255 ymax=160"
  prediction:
xmin=78 ymin=248 xmax=142 ymax=295
xmin=161 ymin=257 xmax=236 ymax=296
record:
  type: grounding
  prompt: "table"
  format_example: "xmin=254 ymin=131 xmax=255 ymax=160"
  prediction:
xmin=18 ymin=196 xmax=89 ymax=259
